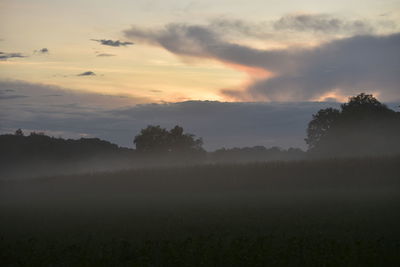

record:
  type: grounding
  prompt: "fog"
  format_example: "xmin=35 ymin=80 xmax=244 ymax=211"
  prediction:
xmin=2 ymin=156 xmax=399 ymax=265
xmin=1 ymin=95 xmax=399 ymax=265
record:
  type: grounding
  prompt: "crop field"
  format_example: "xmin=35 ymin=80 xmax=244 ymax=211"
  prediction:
xmin=1 ymin=157 xmax=400 ymax=266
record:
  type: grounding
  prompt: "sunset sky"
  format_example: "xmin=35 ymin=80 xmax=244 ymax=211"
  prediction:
xmin=1 ymin=0 xmax=399 ymax=149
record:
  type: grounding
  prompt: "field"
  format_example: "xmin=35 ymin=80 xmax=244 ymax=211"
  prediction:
xmin=1 ymin=157 xmax=400 ymax=266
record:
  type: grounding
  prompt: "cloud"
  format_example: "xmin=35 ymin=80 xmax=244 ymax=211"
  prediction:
xmin=107 ymin=101 xmax=340 ymax=149
xmin=91 ymin=39 xmax=134 ymax=47
xmin=236 ymin=33 xmax=400 ymax=102
xmin=209 ymin=18 xmax=272 ymax=39
xmin=206 ymin=14 xmax=397 ymax=40
xmin=34 ymin=48 xmax=49 ymax=54
xmin=0 ymin=52 xmax=26 ymax=60
xmin=124 ymin=22 xmax=400 ymax=101
xmin=96 ymin=53 xmax=116 ymax=57
xmin=273 ymin=14 xmax=374 ymax=34
xmin=0 ymin=80 xmax=147 ymax=109
xmin=0 ymin=80 xmax=150 ymax=138
xmin=77 ymin=71 xmax=96 ymax=76
xmin=0 ymin=94 xmax=28 ymax=100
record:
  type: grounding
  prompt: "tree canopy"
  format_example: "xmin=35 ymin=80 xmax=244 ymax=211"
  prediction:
xmin=133 ymin=125 xmax=204 ymax=155
xmin=0 ymin=131 xmax=128 ymax=165
xmin=306 ymin=93 xmax=400 ymax=157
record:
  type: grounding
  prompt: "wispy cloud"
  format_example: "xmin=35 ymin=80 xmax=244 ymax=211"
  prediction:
xmin=0 ymin=80 xmax=149 ymax=145
xmin=34 ymin=48 xmax=49 ymax=54
xmin=0 ymin=94 xmax=28 ymax=100
xmin=272 ymin=14 xmax=374 ymax=34
xmin=77 ymin=71 xmax=96 ymax=76
xmin=0 ymin=52 xmax=26 ymax=60
xmin=91 ymin=39 xmax=134 ymax=47
xmin=96 ymin=53 xmax=116 ymax=57
xmin=207 ymin=14 xmax=397 ymax=41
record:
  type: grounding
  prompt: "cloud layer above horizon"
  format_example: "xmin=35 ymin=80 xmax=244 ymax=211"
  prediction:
xmin=2 ymin=80 xmax=399 ymax=150
xmin=0 ymin=79 xmax=382 ymax=150
xmin=124 ymin=16 xmax=400 ymax=102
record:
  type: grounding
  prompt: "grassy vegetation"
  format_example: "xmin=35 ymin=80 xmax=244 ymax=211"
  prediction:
xmin=1 ymin=157 xmax=400 ymax=266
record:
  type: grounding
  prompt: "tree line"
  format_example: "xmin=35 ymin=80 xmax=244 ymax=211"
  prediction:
xmin=1 ymin=93 xmax=399 ymax=166
xmin=305 ymin=93 xmax=400 ymax=157
xmin=132 ymin=93 xmax=400 ymax=158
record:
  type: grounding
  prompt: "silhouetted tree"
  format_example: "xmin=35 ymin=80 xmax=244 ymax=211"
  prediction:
xmin=133 ymin=125 xmax=170 ymax=153
xmin=306 ymin=93 xmax=400 ymax=157
xmin=0 ymin=132 xmax=128 ymax=166
xmin=133 ymin=125 xmax=204 ymax=154
xmin=341 ymin=93 xmax=391 ymax=115
xmin=15 ymin=129 xmax=24 ymax=136
xmin=305 ymin=108 xmax=340 ymax=150
xmin=169 ymin=125 xmax=204 ymax=153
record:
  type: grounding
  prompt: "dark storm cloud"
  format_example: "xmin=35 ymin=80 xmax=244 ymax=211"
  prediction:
xmin=124 ymin=23 xmax=400 ymax=101
xmin=77 ymin=71 xmax=96 ymax=76
xmin=241 ymin=33 xmax=400 ymax=101
xmin=91 ymin=39 xmax=134 ymax=47
xmin=0 ymin=52 xmax=26 ymax=60
xmin=273 ymin=14 xmax=374 ymax=34
xmin=96 ymin=53 xmax=116 ymax=57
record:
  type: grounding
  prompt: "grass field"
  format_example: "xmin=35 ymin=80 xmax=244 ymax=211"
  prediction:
xmin=1 ymin=157 xmax=400 ymax=266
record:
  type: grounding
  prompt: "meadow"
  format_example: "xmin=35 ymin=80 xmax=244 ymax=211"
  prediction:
xmin=1 ymin=156 xmax=400 ymax=266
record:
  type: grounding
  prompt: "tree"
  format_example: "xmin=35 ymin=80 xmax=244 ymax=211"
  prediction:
xmin=14 ymin=128 xmax=24 ymax=136
xmin=168 ymin=125 xmax=203 ymax=153
xmin=133 ymin=125 xmax=204 ymax=154
xmin=341 ymin=93 xmax=390 ymax=115
xmin=305 ymin=108 xmax=340 ymax=150
xmin=305 ymin=93 xmax=400 ymax=156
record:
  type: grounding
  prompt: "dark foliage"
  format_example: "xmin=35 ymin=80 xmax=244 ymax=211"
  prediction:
xmin=0 ymin=130 xmax=305 ymax=179
xmin=0 ymin=129 xmax=129 ymax=165
xmin=134 ymin=125 xmax=204 ymax=155
xmin=306 ymin=93 xmax=400 ymax=157
xmin=305 ymin=108 xmax=340 ymax=150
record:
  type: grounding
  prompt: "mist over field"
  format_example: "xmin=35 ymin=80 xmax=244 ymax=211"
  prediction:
xmin=1 ymin=157 xmax=400 ymax=266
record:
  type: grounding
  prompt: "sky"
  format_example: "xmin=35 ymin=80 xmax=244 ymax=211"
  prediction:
xmin=1 ymin=0 xmax=399 ymax=149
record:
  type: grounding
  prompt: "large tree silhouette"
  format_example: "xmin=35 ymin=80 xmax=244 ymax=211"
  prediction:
xmin=134 ymin=125 xmax=204 ymax=154
xmin=306 ymin=93 xmax=400 ymax=156
xmin=305 ymin=108 xmax=340 ymax=150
